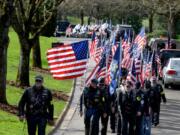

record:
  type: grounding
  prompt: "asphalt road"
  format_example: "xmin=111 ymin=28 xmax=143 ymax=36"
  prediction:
xmin=53 ymin=37 xmax=180 ymax=135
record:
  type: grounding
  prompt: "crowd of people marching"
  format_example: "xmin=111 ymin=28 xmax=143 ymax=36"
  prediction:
xmin=80 ymin=77 xmax=166 ymax=135
xmin=79 ymin=23 xmax=167 ymax=135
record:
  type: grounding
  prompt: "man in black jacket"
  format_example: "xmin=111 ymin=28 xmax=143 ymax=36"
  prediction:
xmin=80 ymin=79 xmax=105 ymax=135
xmin=98 ymin=78 xmax=109 ymax=135
xmin=135 ymin=82 xmax=146 ymax=135
xmin=118 ymin=81 xmax=136 ymax=135
xmin=18 ymin=75 xmax=54 ymax=135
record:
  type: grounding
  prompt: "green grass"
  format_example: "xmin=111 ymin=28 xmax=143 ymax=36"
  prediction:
xmin=176 ymin=35 xmax=180 ymax=41
xmin=0 ymin=110 xmax=27 ymax=135
xmin=0 ymin=29 xmax=73 ymax=135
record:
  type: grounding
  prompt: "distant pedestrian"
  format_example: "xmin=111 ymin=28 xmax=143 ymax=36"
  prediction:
xmin=18 ymin=75 xmax=54 ymax=135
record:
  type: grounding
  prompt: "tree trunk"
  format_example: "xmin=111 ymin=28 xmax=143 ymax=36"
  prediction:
xmin=0 ymin=0 xmax=14 ymax=104
xmin=80 ymin=9 xmax=84 ymax=25
xmin=149 ymin=14 xmax=153 ymax=33
xmin=16 ymin=37 xmax=32 ymax=87
xmin=0 ymin=33 xmax=8 ymax=104
xmin=168 ymin=16 xmax=176 ymax=39
xmin=88 ymin=16 xmax=91 ymax=25
xmin=32 ymin=36 xmax=42 ymax=68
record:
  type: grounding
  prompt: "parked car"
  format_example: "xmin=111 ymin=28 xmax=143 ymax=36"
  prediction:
xmin=160 ymin=49 xmax=180 ymax=68
xmin=163 ymin=58 xmax=180 ymax=88
xmin=54 ymin=21 xmax=70 ymax=37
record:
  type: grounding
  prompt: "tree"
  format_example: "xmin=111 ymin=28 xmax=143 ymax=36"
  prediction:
xmin=12 ymin=0 xmax=64 ymax=87
xmin=140 ymin=0 xmax=159 ymax=32
xmin=156 ymin=0 xmax=180 ymax=38
xmin=0 ymin=0 xmax=14 ymax=103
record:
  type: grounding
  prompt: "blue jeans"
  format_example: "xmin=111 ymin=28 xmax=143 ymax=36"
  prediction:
xmin=143 ymin=116 xmax=151 ymax=135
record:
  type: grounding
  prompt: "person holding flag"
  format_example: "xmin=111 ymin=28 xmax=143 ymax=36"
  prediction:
xmin=109 ymin=43 xmax=122 ymax=133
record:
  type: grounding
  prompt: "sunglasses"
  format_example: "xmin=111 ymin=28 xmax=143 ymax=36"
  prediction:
xmin=35 ymin=80 xmax=42 ymax=83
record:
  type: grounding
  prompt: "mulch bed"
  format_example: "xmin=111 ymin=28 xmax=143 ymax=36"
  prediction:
xmin=6 ymin=80 xmax=69 ymax=102
xmin=52 ymin=90 xmax=69 ymax=101
xmin=31 ymin=67 xmax=51 ymax=75
xmin=0 ymin=103 xmax=18 ymax=115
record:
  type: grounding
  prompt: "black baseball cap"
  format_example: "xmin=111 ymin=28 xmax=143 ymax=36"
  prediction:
xmin=91 ymin=79 xmax=98 ymax=85
xmin=98 ymin=78 xmax=105 ymax=84
xmin=35 ymin=75 xmax=43 ymax=81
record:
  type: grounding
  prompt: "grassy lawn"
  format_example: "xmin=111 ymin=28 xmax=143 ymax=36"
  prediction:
xmin=0 ymin=29 xmax=73 ymax=135
xmin=176 ymin=35 xmax=180 ymax=41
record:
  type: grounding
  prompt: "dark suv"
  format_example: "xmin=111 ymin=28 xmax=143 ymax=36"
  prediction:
xmin=55 ymin=21 xmax=70 ymax=37
xmin=116 ymin=25 xmax=134 ymax=42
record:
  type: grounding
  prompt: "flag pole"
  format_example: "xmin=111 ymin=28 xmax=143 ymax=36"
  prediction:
xmin=82 ymin=40 xmax=90 ymax=88
xmin=118 ymin=39 xmax=122 ymax=87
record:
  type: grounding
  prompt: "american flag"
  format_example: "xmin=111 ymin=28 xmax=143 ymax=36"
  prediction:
xmin=134 ymin=27 xmax=147 ymax=51
xmin=122 ymin=30 xmax=130 ymax=49
xmin=127 ymin=60 xmax=137 ymax=86
xmin=121 ymin=42 xmax=133 ymax=70
xmin=155 ymin=53 xmax=163 ymax=77
xmin=94 ymin=47 xmax=104 ymax=63
xmin=106 ymin=46 xmax=117 ymax=84
xmin=155 ymin=53 xmax=161 ymax=65
xmin=47 ymin=40 xmax=89 ymax=80
xmin=85 ymin=52 xmax=107 ymax=85
xmin=135 ymin=54 xmax=143 ymax=84
xmin=121 ymin=55 xmax=132 ymax=70
xmin=135 ymin=54 xmax=142 ymax=74
xmin=144 ymin=52 xmax=153 ymax=79
xmin=90 ymin=32 xmax=99 ymax=58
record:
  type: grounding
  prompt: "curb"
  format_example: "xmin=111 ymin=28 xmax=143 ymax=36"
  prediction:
xmin=48 ymin=78 xmax=77 ymax=135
